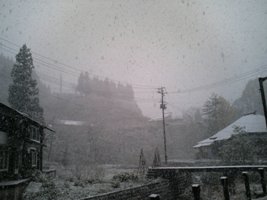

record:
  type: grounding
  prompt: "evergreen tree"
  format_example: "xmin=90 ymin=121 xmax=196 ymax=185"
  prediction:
xmin=8 ymin=44 xmax=43 ymax=121
xmin=152 ymin=147 xmax=161 ymax=167
xmin=77 ymin=72 xmax=85 ymax=95
xmin=203 ymin=93 xmax=236 ymax=136
xmin=138 ymin=148 xmax=146 ymax=176
xmin=84 ymin=71 xmax=90 ymax=95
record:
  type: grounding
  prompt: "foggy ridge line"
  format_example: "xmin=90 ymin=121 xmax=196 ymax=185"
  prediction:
xmin=37 ymin=89 xmax=160 ymax=116
xmin=1 ymin=45 xmax=139 ymax=96
xmin=1 ymin=42 xmax=265 ymax=100
xmin=1 ymin=37 xmax=266 ymax=102
xmin=0 ymin=46 xmax=157 ymax=100
xmin=0 ymin=43 xmax=158 ymax=92
xmin=3 ymin=41 xmax=264 ymax=95
xmin=1 ymin=44 xmax=160 ymax=96
xmin=0 ymin=37 xmax=159 ymax=89
xmin=1 ymin=42 xmax=265 ymax=106
xmin=1 ymin=48 xmax=160 ymax=105
xmin=0 ymin=50 xmax=158 ymax=102
xmin=37 ymin=70 xmax=156 ymax=97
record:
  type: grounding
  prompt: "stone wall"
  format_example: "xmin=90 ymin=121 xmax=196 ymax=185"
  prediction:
xmin=81 ymin=169 xmax=192 ymax=200
xmin=81 ymin=179 xmax=177 ymax=200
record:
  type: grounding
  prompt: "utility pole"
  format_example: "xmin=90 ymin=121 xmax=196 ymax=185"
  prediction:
xmin=157 ymin=87 xmax=168 ymax=164
xmin=259 ymin=77 xmax=267 ymax=128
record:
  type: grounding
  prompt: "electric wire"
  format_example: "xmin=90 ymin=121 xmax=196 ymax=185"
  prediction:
xmin=0 ymin=37 xmax=159 ymax=90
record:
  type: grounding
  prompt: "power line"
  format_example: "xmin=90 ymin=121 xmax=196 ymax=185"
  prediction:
xmin=1 ymin=44 xmax=83 ymax=77
xmin=2 ymin=36 xmax=267 ymax=94
xmin=0 ymin=48 xmax=158 ymax=103
xmin=168 ymin=65 xmax=267 ymax=94
xmin=0 ymin=37 xmax=159 ymax=89
xmin=1 ymin=45 xmax=160 ymax=101
xmin=39 ymin=76 xmax=157 ymax=101
xmin=2 ymin=36 xmax=267 ymax=116
xmin=2 ymin=41 xmax=266 ymax=115
xmin=3 ymin=42 xmax=265 ymax=114
xmin=0 ymin=44 xmax=158 ymax=93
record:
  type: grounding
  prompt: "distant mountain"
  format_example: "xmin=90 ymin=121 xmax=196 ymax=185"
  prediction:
xmin=76 ymin=72 xmax=135 ymax=101
xmin=0 ymin=54 xmax=152 ymax=164
xmin=43 ymin=92 xmax=146 ymax=130
xmin=0 ymin=54 xmax=145 ymax=126
xmin=6 ymin=54 xmax=266 ymax=165
xmin=233 ymin=79 xmax=266 ymax=115
xmin=44 ymin=92 xmax=151 ymax=165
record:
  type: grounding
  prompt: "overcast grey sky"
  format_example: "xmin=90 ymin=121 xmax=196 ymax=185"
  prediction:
xmin=0 ymin=0 xmax=267 ymax=118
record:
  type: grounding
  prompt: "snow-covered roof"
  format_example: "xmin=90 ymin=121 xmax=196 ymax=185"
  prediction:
xmin=194 ymin=114 xmax=267 ymax=148
xmin=56 ymin=119 xmax=86 ymax=126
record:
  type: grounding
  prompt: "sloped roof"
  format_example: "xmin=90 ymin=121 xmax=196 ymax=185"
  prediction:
xmin=0 ymin=102 xmax=54 ymax=132
xmin=194 ymin=114 xmax=266 ymax=148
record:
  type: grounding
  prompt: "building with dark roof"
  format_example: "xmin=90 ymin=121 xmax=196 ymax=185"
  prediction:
xmin=0 ymin=102 xmax=54 ymax=181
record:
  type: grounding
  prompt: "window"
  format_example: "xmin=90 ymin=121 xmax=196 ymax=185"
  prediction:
xmin=30 ymin=149 xmax=37 ymax=167
xmin=0 ymin=131 xmax=7 ymax=145
xmin=0 ymin=150 xmax=8 ymax=171
xmin=29 ymin=126 xmax=40 ymax=142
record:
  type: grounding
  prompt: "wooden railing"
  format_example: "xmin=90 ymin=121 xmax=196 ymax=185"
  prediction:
xmin=191 ymin=169 xmax=266 ymax=200
xmin=147 ymin=165 xmax=267 ymax=200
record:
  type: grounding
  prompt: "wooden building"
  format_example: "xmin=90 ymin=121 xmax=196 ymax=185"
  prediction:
xmin=0 ymin=102 xmax=53 ymax=181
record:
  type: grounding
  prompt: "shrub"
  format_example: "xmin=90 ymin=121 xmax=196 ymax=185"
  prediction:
xmin=112 ymin=172 xmax=138 ymax=182
xmin=70 ymin=164 xmax=105 ymax=182
xmin=23 ymin=178 xmax=59 ymax=200
xmin=111 ymin=181 xmax=120 ymax=188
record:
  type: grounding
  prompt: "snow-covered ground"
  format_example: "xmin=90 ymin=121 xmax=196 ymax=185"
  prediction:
xmin=23 ymin=164 xmax=149 ymax=200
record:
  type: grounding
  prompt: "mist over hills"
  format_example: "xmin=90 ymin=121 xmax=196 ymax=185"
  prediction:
xmin=43 ymin=92 xmax=147 ymax=130
xmin=0 ymin=54 xmax=146 ymax=126
xmin=0 ymin=54 xmax=153 ymax=164
xmin=0 ymin=54 xmax=266 ymax=165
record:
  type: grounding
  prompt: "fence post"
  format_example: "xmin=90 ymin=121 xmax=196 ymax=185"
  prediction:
xmin=242 ymin=172 xmax=251 ymax=200
xmin=258 ymin=168 xmax=266 ymax=195
xmin=221 ymin=176 xmax=230 ymax=200
xmin=192 ymin=184 xmax=200 ymax=200
xmin=149 ymin=194 xmax=160 ymax=200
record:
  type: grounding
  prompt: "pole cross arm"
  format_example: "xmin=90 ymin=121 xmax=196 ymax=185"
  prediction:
xmin=259 ymin=77 xmax=267 ymax=82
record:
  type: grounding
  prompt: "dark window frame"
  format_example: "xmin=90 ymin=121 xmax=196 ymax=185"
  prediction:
xmin=0 ymin=150 xmax=9 ymax=171
xmin=30 ymin=149 xmax=37 ymax=167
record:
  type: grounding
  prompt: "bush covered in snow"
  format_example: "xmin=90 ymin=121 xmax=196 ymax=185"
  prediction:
xmin=23 ymin=165 xmax=148 ymax=200
xmin=112 ymin=172 xmax=139 ymax=182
